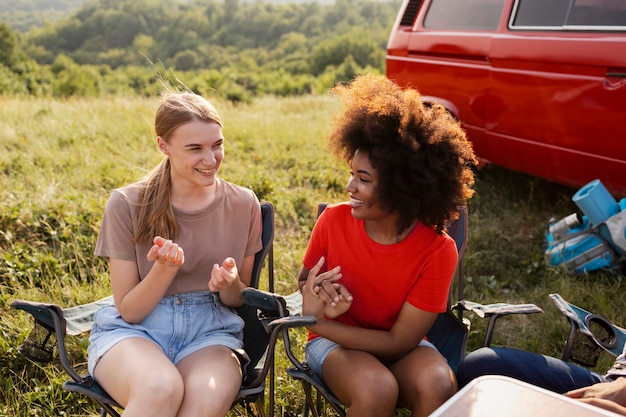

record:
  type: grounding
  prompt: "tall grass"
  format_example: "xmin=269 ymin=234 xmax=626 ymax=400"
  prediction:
xmin=1 ymin=95 xmax=624 ymax=416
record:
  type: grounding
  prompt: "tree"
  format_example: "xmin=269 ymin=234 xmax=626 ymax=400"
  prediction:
xmin=173 ymin=50 xmax=200 ymax=71
xmin=0 ymin=22 xmax=18 ymax=68
xmin=0 ymin=64 xmax=28 ymax=95
xmin=310 ymin=30 xmax=383 ymax=75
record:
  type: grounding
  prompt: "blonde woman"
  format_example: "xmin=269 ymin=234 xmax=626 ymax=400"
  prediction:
xmin=88 ymin=92 xmax=262 ymax=417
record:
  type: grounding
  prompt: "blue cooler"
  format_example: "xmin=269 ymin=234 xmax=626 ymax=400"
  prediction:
xmin=572 ymin=179 xmax=619 ymax=225
xmin=545 ymin=219 xmax=616 ymax=274
xmin=572 ymin=179 xmax=620 ymax=249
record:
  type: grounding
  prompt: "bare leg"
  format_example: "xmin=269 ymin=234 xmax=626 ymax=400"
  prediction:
xmin=390 ymin=346 xmax=457 ymax=417
xmin=93 ymin=337 xmax=184 ymax=417
xmin=322 ymin=347 xmax=398 ymax=417
xmin=175 ymin=345 xmax=243 ymax=417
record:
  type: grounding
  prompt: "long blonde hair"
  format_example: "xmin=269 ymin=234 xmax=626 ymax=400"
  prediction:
xmin=133 ymin=92 xmax=223 ymax=243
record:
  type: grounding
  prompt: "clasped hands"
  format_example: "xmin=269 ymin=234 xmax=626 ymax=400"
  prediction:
xmin=302 ymin=256 xmax=353 ymax=320
xmin=147 ymin=236 xmax=239 ymax=292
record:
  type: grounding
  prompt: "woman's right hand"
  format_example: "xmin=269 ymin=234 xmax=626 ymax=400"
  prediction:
xmin=302 ymin=256 xmax=352 ymax=319
xmin=146 ymin=236 xmax=185 ymax=267
xmin=322 ymin=283 xmax=353 ymax=318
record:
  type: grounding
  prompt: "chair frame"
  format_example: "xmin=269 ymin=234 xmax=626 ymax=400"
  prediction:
xmin=11 ymin=201 xmax=301 ymax=417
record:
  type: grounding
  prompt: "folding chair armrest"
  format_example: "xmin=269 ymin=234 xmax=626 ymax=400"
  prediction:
xmin=265 ymin=315 xmax=318 ymax=333
xmin=240 ymin=287 xmax=290 ymax=318
xmin=240 ymin=288 xmax=317 ymax=340
xmin=549 ymin=293 xmax=626 ymax=363
xmin=241 ymin=289 xmax=319 ymax=376
xmin=11 ymin=299 xmax=84 ymax=383
xmin=456 ymin=300 xmax=543 ymax=347
xmin=11 ymin=299 xmax=65 ymax=334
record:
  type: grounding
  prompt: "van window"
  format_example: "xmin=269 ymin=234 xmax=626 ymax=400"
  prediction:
xmin=423 ymin=0 xmax=504 ymax=30
xmin=511 ymin=0 xmax=626 ymax=29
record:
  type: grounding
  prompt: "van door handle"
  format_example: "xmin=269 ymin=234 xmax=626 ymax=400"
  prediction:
xmin=606 ymin=72 xmax=626 ymax=78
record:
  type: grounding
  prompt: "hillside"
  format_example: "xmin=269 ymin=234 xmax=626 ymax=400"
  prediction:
xmin=0 ymin=0 xmax=85 ymax=32
xmin=1 ymin=0 xmax=401 ymax=99
xmin=0 ymin=0 xmax=339 ymax=32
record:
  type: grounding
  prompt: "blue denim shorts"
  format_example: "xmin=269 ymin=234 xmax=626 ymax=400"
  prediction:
xmin=305 ymin=336 xmax=438 ymax=377
xmin=87 ymin=291 xmax=248 ymax=376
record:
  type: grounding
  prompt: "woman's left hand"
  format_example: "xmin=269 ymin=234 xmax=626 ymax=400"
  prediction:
xmin=209 ymin=257 xmax=239 ymax=292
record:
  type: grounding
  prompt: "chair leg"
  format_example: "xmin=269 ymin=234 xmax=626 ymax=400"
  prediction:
xmin=300 ymin=380 xmax=316 ymax=417
xmin=99 ymin=405 xmax=120 ymax=417
xmin=269 ymin=360 xmax=275 ymax=417
xmin=483 ymin=313 xmax=504 ymax=347
xmin=253 ymin=397 xmax=267 ymax=417
xmin=230 ymin=398 xmax=265 ymax=417
xmin=100 ymin=405 xmax=121 ymax=417
xmin=562 ymin=322 xmax=578 ymax=362
xmin=315 ymin=389 xmax=323 ymax=417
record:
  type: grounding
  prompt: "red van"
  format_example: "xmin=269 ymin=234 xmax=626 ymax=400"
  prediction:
xmin=386 ymin=0 xmax=626 ymax=196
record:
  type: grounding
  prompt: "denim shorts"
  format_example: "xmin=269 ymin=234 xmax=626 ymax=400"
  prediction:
xmin=305 ymin=336 xmax=438 ymax=377
xmin=87 ymin=291 xmax=249 ymax=376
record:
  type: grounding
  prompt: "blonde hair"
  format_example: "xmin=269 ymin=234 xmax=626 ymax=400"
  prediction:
xmin=133 ymin=93 xmax=223 ymax=243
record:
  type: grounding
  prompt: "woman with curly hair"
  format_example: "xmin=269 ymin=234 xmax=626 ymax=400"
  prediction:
xmin=298 ymin=74 xmax=477 ymax=417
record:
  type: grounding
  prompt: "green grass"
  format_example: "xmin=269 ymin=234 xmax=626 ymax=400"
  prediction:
xmin=1 ymin=95 xmax=625 ymax=416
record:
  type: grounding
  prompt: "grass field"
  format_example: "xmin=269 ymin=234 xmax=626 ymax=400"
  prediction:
xmin=1 ymin=94 xmax=625 ymax=416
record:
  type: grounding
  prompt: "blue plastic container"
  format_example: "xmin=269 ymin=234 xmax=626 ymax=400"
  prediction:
xmin=572 ymin=179 xmax=619 ymax=226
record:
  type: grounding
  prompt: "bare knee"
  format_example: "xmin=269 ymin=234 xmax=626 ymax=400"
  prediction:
xmin=130 ymin=371 xmax=184 ymax=412
xmin=402 ymin=364 xmax=457 ymax=416
xmin=424 ymin=365 xmax=457 ymax=403
xmin=345 ymin=368 xmax=398 ymax=417
xmin=179 ymin=374 xmax=240 ymax=416
xmin=175 ymin=347 xmax=244 ymax=416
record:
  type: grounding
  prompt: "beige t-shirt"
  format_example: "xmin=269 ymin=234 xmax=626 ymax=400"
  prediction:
xmin=95 ymin=178 xmax=263 ymax=295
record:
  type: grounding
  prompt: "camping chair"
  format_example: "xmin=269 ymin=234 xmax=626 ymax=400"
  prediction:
xmin=282 ymin=203 xmax=543 ymax=417
xmin=11 ymin=201 xmax=300 ymax=417
xmin=549 ymin=293 xmax=626 ymax=368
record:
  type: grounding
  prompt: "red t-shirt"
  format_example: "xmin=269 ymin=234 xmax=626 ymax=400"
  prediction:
xmin=303 ymin=203 xmax=458 ymax=340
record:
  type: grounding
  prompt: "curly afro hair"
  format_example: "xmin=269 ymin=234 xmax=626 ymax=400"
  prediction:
xmin=327 ymin=74 xmax=477 ymax=233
